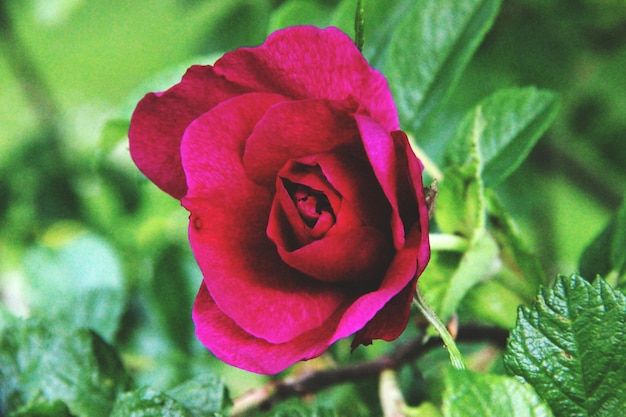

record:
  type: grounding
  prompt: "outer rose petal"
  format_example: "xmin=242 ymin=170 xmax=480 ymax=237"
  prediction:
xmin=214 ymin=26 xmax=399 ymax=131
xmin=129 ymin=65 xmax=249 ymax=198
xmin=193 ymin=283 xmax=351 ymax=375
xmin=181 ymin=93 xmax=345 ymax=344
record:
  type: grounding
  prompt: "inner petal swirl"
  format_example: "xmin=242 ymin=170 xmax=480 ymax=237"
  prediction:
xmin=283 ymin=179 xmax=335 ymax=239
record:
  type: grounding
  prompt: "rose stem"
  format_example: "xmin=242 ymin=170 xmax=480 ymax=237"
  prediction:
xmin=412 ymin=286 xmax=466 ymax=370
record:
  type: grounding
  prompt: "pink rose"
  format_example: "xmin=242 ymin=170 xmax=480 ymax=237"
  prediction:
xmin=129 ymin=26 xmax=430 ymax=374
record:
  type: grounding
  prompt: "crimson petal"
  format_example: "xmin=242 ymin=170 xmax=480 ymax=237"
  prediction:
xmin=181 ymin=93 xmax=346 ymax=344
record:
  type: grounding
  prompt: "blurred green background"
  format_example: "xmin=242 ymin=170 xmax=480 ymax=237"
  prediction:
xmin=0 ymin=0 xmax=624 ymax=397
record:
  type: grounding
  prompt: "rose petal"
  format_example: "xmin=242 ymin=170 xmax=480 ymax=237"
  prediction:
xmin=214 ymin=26 xmax=399 ymax=131
xmin=181 ymin=93 xmax=346 ymax=344
xmin=242 ymin=98 xmax=359 ymax=186
xmin=356 ymin=115 xmax=422 ymax=250
xmin=350 ymin=277 xmax=417 ymax=348
xmin=193 ymin=283 xmax=351 ymax=375
xmin=331 ymin=221 xmax=427 ymax=342
xmin=129 ymin=65 xmax=249 ymax=198
xmin=277 ymin=226 xmax=393 ymax=283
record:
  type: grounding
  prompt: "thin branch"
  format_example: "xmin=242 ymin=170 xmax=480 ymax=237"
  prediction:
xmin=230 ymin=325 xmax=508 ymax=416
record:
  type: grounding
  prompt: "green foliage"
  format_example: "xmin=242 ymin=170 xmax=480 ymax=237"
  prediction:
xmin=111 ymin=387 xmax=196 ymax=417
xmin=445 ymin=87 xmax=560 ymax=186
xmin=111 ymin=375 xmax=230 ymax=417
xmin=443 ymin=369 xmax=553 ymax=417
xmin=21 ymin=230 xmax=126 ymax=342
xmin=0 ymin=319 xmax=132 ymax=417
xmin=385 ymin=0 xmax=501 ymax=133
xmin=505 ymin=275 xmax=626 ymax=417
xmin=579 ymin=197 xmax=626 ymax=289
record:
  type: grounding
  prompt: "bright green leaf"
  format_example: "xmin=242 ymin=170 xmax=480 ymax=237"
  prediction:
xmin=504 ymin=275 xmax=626 ymax=417
xmin=22 ymin=231 xmax=126 ymax=341
xmin=0 ymin=319 xmax=132 ymax=417
xmin=167 ymin=374 xmax=231 ymax=416
xmin=385 ymin=0 xmax=501 ymax=132
xmin=446 ymin=87 xmax=560 ymax=186
xmin=110 ymin=387 xmax=195 ymax=417
xmin=443 ymin=368 xmax=553 ymax=417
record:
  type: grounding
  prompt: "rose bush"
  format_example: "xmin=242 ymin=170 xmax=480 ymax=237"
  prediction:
xmin=129 ymin=26 xmax=430 ymax=374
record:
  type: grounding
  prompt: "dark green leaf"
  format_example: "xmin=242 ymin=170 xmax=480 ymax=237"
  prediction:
xmin=167 ymin=374 xmax=231 ymax=416
xmin=110 ymin=387 xmax=194 ymax=417
xmin=22 ymin=231 xmax=126 ymax=341
xmin=579 ymin=196 xmax=626 ymax=288
xmin=504 ymin=275 xmax=626 ymax=417
xmin=446 ymin=87 xmax=560 ymax=186
xmin=385 ymin=0 xmax=501 ymax=132
xmin=443 ymin=368 xmax=553 ymax=417
xmin=0 ymin=319 xmax=132 ymax=417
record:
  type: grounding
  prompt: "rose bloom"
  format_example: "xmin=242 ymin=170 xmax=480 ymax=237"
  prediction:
xmin=129 ymin=26 xmax=430 ymax=374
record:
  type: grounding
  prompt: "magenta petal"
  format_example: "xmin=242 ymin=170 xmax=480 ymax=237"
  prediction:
xmin=193 ymin=283 xmax=349 ymax=375
xmin=277 ymin=227 xmax=393 ymax=283
xmin=129 ymin=65 xmax=249 ymax=198
xmin=214 ymin=26 xmax=399 ymax=131
xmin=242 ymin=99 xmax=359 ymax=186
xmin=181 ymin=94 xmax=345 ymax=344
xmin=331 ymin=222 xmax=427 ymax=342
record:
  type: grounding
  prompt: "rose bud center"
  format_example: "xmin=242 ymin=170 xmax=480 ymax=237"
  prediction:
xmin=288 ymin=182 xmax=336 ymax=239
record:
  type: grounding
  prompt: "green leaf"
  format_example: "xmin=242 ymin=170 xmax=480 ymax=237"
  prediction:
xmin=435 ymin=107 xmax=486 ymax=238
xmin=0 ymin=319 xmax=132 ymax=417
xmin=266 ymin=405 xmax=339 ymax=417
xmin=443 ymin=368 xmax=553 ymax=417
xmin=504 ymin=275 xmax=626 ymax=417
xmin=486 ymin=190 xmax=547 ymax=301
xmin=461 ymin=280 xmax=524 ymax=329
xmin=110 ymin=387 xmax=194 ymax=417
xmin=579 ymin=196 xmax=626 ymax=288
xmin=149 ymin=244 xmax=195 ymax=353
xmin=167 ymin=374 xmax=231 ymax=416
xmin=268 ymin=0 xmax=334 ymax=32
xmin=385 ymin=0 xmax=501 ymax=132
xmin=22 ymin=231 xmax=126 ymax=341
xmin=332 ymin=0 xmax=416 ymax=68
xmin=10 ymin=399 xmax=74 ymax=417
xmin=446 ymin=87 xmax=560 ymax=186
xmin=420 ymin=231 xmax=500 ymax=322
